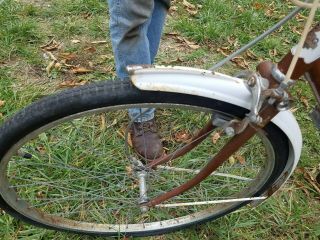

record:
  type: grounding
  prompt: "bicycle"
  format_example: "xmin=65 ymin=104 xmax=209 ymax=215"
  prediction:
xmin=0 ymin=0 xmax=319 ymax=237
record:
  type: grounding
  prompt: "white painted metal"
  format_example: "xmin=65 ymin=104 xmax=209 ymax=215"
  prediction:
xmin=291 ymin=32 xmax=320 ymax=64
xmin=130 ymin=66 xmax=303 ymax=195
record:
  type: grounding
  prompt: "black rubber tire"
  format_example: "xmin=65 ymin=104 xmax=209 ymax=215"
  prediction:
xmin=0 ymin=80 xmax=289 ymax=237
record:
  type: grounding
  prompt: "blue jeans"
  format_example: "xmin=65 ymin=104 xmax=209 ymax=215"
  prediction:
xmin=108 ymin=0 xmax=167 ymax=122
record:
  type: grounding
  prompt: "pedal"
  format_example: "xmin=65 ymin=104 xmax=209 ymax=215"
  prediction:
xmin=310 ymin=106 xmax=320 ymax=130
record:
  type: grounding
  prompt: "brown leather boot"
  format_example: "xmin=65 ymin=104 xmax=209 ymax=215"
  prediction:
xmin=131 ymin=119 xmax=164 ymax=160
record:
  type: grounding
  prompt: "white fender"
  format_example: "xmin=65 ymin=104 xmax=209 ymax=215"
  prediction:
xmin=129 ymin=66 xmax=302 ymax=197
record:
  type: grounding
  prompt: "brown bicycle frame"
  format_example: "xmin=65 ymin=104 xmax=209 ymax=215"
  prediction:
xmin=144 ymin=23 xmax=320 ymax=208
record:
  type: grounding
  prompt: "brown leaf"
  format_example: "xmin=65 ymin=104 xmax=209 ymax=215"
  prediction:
xmin=60 ymin=52 xmax=77 ymax=61
xmin=290 ymin=107 xmax=299 ymax=113
xmin=304 ymin=170 xmax=320 ymax=194
xmin=46 ymin=60 xmax=57 ymax=75
xmin=231 ymin=57 xmax=249 ymax=69
xmin=269 ymin=48 xmax=278 ymax=57
xmin=246 ymin=50 xmax=258 ymax=60
xmin=165 ymin=32 xmax=179 ymax=37
xmin=40 ymin=39 xmax=61 ymax=51
xmin=291 ymin=26 xmax=302 ymax=35
xmin=228 ymin=156 xmax=236 ymax=165
xmin=216 ymin=47 xmax=230 ymax=57
xmin=58 ymin=80 xmax=88 ymax=88
xmin=126 ymin=166 xmax=133 ymax=177
xmin=174 ymin=130 xmax=192 ymax=143
xmin=211 ymin=132 xmax=221 ymax=144
xmin=100 ymin=114 xmax=106 ymax=131
xmin=43 ymin=51 xmax=57 ymax=61
xmin=36 ymin=146 xmax=46 ymax=155
xmin=85 ymin=46 xmax=96 ymax=53
xmin=227 ymin=37 xmax=238 ymax=47
xmin=71 ymin=67 xmax=93 ymax=74
xmin=237 ymin=5 xmax=245 ymax=13
xmin=234 ymin=154 xmax=246 ymax=165
xmin=296 ymin=13 xmax=307 ymax=22
xmin=91 ymin=40 xmax=107 ymax=44
xmin=0 ymin=100 xmax=5 ymax=108
xmin=300 ymin=96 xmax=309 ymax=109
xmin=71 ymin=39 xmax=81 ymax=44
xmin=54 ymin=62 xmax=62 ymax=70
xmin=182 ymin=0 xmax=196 ymax=9
xmin=183 ymin=38 xmax=200 ymax=49
xmin=253 ymin=2 xmax=263 ymax=10
xmin=294 ymin=181 xmax=311 ymax=197
xmin=187 ymin=8 xmax=198 ymax=15
xmin=165 ymin=57 xmax=184 ymax=65
xmin=36 ymin=191 xmax=45 ymax=198
xmin=118 ymin=127 xmax=133 ymax=147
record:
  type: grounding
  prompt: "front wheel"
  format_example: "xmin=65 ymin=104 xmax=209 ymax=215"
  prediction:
xmin=0 ymin=80 xmax=289 ymax=237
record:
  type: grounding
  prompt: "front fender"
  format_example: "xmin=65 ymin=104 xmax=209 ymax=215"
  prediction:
xmin=129 ymin=65 xmax=302 ymax=198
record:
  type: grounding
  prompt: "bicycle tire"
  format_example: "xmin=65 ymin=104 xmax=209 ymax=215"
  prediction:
xmin=0 ymin=80 xmax=289 ymax=237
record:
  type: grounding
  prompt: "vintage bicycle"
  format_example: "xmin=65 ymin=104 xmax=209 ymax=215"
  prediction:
xmin=0 ymin=0 xmax=319 ymax=237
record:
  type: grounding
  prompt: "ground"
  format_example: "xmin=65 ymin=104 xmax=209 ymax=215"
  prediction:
xmin=0 ymin=0 xmax=319 ymax=239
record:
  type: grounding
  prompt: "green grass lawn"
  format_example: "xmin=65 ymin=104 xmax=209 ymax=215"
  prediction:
xmin=0 ymin=0 xmax=319 ymax=239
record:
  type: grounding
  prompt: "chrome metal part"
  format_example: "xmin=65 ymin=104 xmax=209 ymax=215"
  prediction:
xmin=137 ymin=170 xmax=149 ymax=212
xmin=131 ymin=158 xmax=149 ymax=212
xmin=271 ymin=64 xmax=286 ymax=83
xmin=225 ymin=127 xmax=235 ymax=137
xmin=246 ymin=74 xmax=270 ymax=124
xmin=211 ymin=113 xmax=232 ymax=127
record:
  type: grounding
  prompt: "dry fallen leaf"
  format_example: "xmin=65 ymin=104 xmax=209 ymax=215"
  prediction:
xmin=71 ymin=39 xmax=81 ymax=44
xmin=43 ymin=51 xmax=57 ymax=61
xmin=246 ymin=50 xmax=258 ymax=60
xmin=91 ymin=40 xmax=107 ymax=44
xmin=231 ymin=57 xmax=249 ymax=69
xmin=211 ymin=132 xmax=221 ymax=144
xmin=228 ymin=156 xmax=236 ymax=165
xmin=60 ymin=52 xmax=77 ymax=61
xmin=290 ymin=107 xmax=298 ymax=113
xmin=182 ymin=0 xmax=196 ymax=9
xmin=300 ymin=96 xmax=309 ymax=109
xmin=46 ymin=60 xmax=57 ymax=75
xmin=71 ymin=67 xmax=93 ymax=74
xmin=126 ymin=166 xmax=133 ymax=177
xmin=269 ymin=48 xmax=278 ymax=57
xmin=36 ymin=146 xmax=46 ymax=155
xmin=235 ymin=154 xmax=246 ymax=165
xmin=183 ymin=38 xmax=200 ymax=49
xmin=85 ymin=46 xmax=96 ymax=53
xmin=216 ymin=46 xmax=231 ymax=56
xmin=0 ymin=100 xmax=5 ymax=108
xmin=100 ymin=114 xmax=106 ymax=131
xmin=174 ymin=130 xmax=192 ymax=143
xmin=253 ymin=2 xmax=263 ymax=10
xmin=41 ymin=39 xmax=61 ymax=51
xmin=58 ymin=80 xmax=88 ymax=88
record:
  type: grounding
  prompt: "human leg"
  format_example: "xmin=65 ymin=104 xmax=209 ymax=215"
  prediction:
xmin=108 ymin=0 xmax=164 ymax=159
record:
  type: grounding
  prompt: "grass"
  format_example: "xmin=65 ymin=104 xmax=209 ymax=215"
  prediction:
xmin=0 ymin=0 xmax=319 ymax=239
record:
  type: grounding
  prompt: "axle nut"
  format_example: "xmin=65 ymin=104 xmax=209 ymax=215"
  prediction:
xmin=225 ymin=127 xmax=235 ymax=136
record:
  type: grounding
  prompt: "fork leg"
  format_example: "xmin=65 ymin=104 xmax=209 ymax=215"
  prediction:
xmin=146 ymin=103 xmax=279 ymax=207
